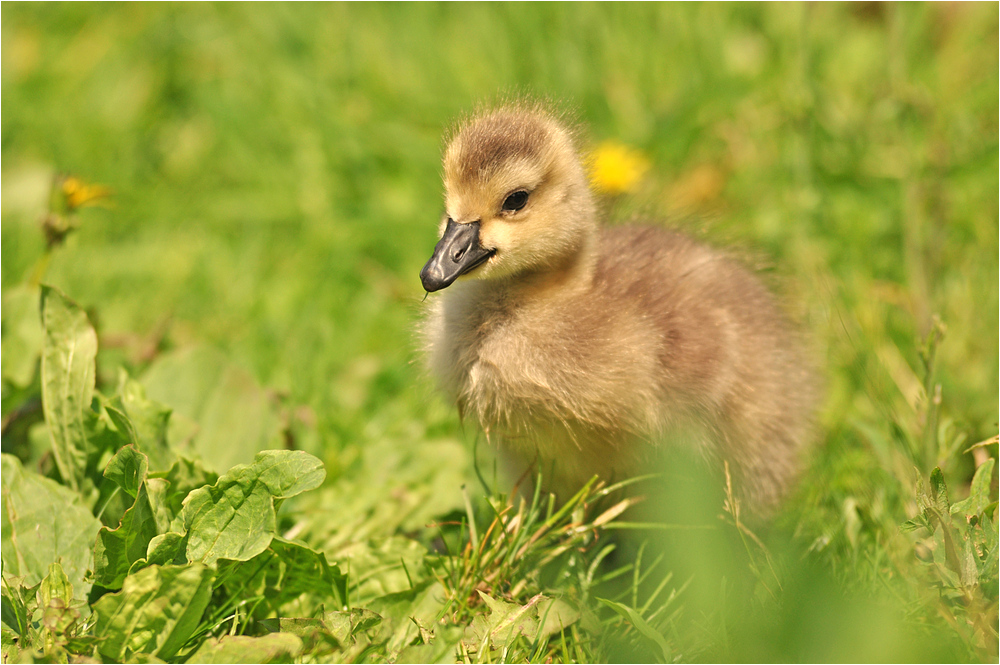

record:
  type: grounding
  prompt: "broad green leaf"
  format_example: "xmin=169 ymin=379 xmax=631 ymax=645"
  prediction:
xmin=914 ymin=473 xmax=932 ymax=514
xmin=142 ymin=346 xmax=284 ymax=473
xmin=144 ymin=478 xmax=174 ymax=534
xmin=149 ymin=456 xmax=219 ymax=522
xmin=317 ymin=607 xmax=382 ymax=643
xmin=367 ymin=580 xmax=448 ymax=654
xmin=348 ymin=608 xmax=382 ymax=634
xmin=245 ymin=449 xmax=326 ymax=499
xmin=92 ymin=563 xmax=214 ymax=661
xmin=113 ymin=371 xmax=175 ymax=473
xmin=259 ymin=617 xmax=342 ymax=651
xmin=217 ymin=537 xmax=347 ymax=615
xmin=187 ymin=633 xmax=303 ymax=664
xmin=78 ymin=407 xmax=136 ymax=527
xmin=182 ymin=478 xmax=274 ymax=565
xmin=537 ymin=597 xmax=580 ymax=636
xmin=951 ymin=459 xmax=995 ymax=516
xmin=93 ymin=483 xmax=160 ymax=589
xmin=922 ymin=467 xmax=965 ymax=574
xmin=104 ymin=444 xmax=148 ymax=499
xmin=181 ymin=451 xmax=325 ymax=565
xmin=84 ymin=404 xmax=136 ymax=490
xmin=0 ymin=454 xmax=100 ymax=599
xmin=597 ymin=597 xmax=673 ymax=662
xmin=104 ymin=402 xmax=139 ymax=447
xmin=1 ymin=574 xmax=40 ymax=639
xmin=93 ymin=446 xmax=164 ymax=589
xmin=1 ymin=285 xmax=43 ymax=388
xmin=2 ymin=625 xmax=24 ymax=661
xmin=259 ymin=616 xmax=329 ymax=637
xmin=129 ymin=532 xmax=187 ymax=575
xmin=978 ymin=511 xmax=999 ymax=583
xmin=318 ymin=612 xmax=353 ymax=644
xmin=40 ymin=286 xmax=97 ymax=491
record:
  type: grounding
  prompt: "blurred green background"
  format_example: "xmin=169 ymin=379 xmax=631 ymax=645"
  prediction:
xmin=2 ymin=3 xmax=998 ymax=660
xmin=4 ymin=2 xmax=995 ymax=444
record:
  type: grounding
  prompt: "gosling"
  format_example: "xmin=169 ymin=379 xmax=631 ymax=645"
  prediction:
xmin=419 ymin=105 xmax=817 ymax=511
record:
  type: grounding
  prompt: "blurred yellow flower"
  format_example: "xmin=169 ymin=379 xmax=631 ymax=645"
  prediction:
xmin=40 ymin=174 xmax=113 ymax=250
xmin=587 ymin=141 xmax=650 ymax=196
xmin=60 ymin=175 xmax=112 ymax=211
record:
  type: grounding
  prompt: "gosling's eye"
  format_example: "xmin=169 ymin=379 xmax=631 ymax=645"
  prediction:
xmin=502 ymin=190 xmax=529 ymax=212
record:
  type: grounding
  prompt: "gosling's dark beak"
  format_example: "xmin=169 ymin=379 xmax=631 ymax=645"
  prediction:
xmin=420 ymin=219 xmax=494 ymax=292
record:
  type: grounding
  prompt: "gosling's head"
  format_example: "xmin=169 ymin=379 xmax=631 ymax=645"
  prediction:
xmin=420 ymin=106 xmax=596 ymax=292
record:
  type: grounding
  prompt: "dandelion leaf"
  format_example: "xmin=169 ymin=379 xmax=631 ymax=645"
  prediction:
xmin=181 ymin=450 xmax=325 ymax=565
xmin=92 ymin=564 xmax=214 ymax=661
xmin=40 ymin=286 xmax=97 ymax=490
xmin=0 ymin=454 xmax=100 ymax=599
xmin=188 ymin=633 xmax=303 ymax=664
xmin=951 ymin=458 xmax=995 ymax=516
xmin=93 ymin=445 xmax=166 ymax=589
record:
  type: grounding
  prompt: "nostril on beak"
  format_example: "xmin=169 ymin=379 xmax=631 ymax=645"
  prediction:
xmin=452 ymin=248 xmax=466 ymax=262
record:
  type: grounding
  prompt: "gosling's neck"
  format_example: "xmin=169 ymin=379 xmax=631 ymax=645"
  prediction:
xmin=501 ymin=181 xmax=600 ymax=302
xmin=519 ymin=178 xmax=600 ymax=299
xmin=516 ymin=232 xmax=598 ymax=301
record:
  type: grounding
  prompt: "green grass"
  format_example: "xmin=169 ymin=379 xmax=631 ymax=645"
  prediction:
xmin=2 ymin=3 xmax=997 ymax=663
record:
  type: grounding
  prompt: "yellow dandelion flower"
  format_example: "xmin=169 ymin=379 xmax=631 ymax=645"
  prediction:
xmin=587 ymin=141 xmax=650 ymax=196
xmin=60 ymin=175 xmax=112 ymax=212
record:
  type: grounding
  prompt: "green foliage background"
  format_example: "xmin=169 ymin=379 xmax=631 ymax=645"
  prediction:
xmin=2 ymin=3 xmax=998 ymax=663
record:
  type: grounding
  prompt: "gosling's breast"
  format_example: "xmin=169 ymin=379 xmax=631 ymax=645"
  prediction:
xmin=429 ymin=277 xmax=668 ymax=443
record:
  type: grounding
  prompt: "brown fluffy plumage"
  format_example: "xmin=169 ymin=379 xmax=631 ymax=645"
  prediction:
xmin=420 ymin=105 xmax=817 ymax=511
